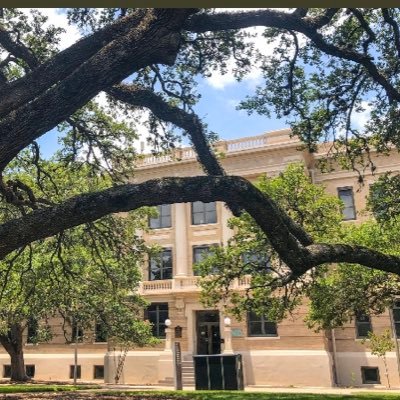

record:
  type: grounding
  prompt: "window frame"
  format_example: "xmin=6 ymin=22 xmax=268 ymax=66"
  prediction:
xmin=145 ymin=302 xmax=169 ymax=338
xmin=69 ymin=365 xmax=81 ymax=379
xmin=94 ymin=321 xmax=108 ymax=343
xmin=191 ymin=201 xmax=217 ymax=225
xmin=361 ymin=366 xmax=380 ymax=384
xmin=27 ymin=317 xmax=38 ymax=344
xmin=338 ymin=186 xmax=356 ymax=220
xmin=247 ymin=312 xmax=278 ymax=337
xmin=392 ymin=299 xmax=400 ymax=338
xmin=355 ymin=312 xmax=373 ymax=339
xmin=149 ymin=248 xmax=173 ymax=281
xmin=25 ymin=365 xmax=35 ymax=378
xmin=93 ymin=365 xmax=104 ymax=380
xmin=149 ymin=204 xmax=172 ymax=229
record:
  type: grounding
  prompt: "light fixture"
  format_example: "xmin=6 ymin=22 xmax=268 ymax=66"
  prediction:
xmin=224 ymin=317 xmax=231 ymax=326
xmin=165 ymin=319 xmax=172 ymax=327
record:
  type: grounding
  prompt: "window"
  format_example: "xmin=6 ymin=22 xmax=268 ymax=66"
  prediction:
xmin=338 ymin=187 xmax=356 ymax=220
xmin=149 ymin=204 xmax=171 ymax=229
xmin=243 ymin=252 xmax=272 ymax=273
xmin=355 ymin=312 xmax=373 ymax=338
xmin=95 ymin=321 xmax=107 ymax=343
xmin=145 ymin=303 xmax=169 ymax=338
xmin=27 ymin=317 xmax=38 ymax=344
xmin=361 ymin=367 xmax=380 ymax=384
xmin=69 ymin=365 xmax=81 ymax=379
xmin=4 ymin=365 xmax=35 ymax=378
xmin=71 ymin=319 xmax=84 ymax=343
xmin=191 ymin=201 xmax=217 ymax=225
xmin=149 ymin=249 xmax=173 ymax=280
xmin=25 ymin=365 xmax=35 ymax=378
xmin=247 ymin=312 xmax=278 ymax=337
xmin=93 ymin=365 xmax=104 ymax=379
xmin=392 ymin=300 xmax=400 ymax=338
xmin=3 ymin=365 xmax=11 ymax=378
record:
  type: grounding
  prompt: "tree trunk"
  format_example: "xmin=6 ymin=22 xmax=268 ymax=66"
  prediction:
xmin=0 ymin=323 xmax=28 ymax=382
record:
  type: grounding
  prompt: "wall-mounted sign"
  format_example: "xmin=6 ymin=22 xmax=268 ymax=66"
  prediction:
xmin=231 ymin=328 xmax=243 ymax=337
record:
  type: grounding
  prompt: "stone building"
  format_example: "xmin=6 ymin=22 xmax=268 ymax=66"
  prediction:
xmin=2 ymin=128 xmax=400 ymax=388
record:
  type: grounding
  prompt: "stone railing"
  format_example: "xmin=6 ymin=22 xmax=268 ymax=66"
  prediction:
xmin=137 ymin=130 xmax=296 ymax=167
xmin=139 ymin=275 xmax=251 ymax=295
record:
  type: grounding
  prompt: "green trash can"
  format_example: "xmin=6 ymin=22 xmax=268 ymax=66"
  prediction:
xmin=193 ymin=354 xmax=244 ymax=390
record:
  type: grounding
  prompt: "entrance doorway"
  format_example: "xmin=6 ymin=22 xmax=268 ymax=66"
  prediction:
xmin=196 ymin=311 xmax=221 ymax=355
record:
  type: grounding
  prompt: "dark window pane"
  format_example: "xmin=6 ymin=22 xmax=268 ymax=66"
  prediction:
xmin=69 ymin=365 xmax=81 ymax=379
xmin=146 ymin=303 xmax=169 ymax=338
xmin=355 ymin=313 xmax=372 ymax=338
xmin=94 ymin=365 xmax=104 ymax=379
xmin=149 ymin=249 xmax=172 ymax=280
xmin=3 ymin=365 xmax=11 ymax=378
xmin=25 ymin=365 xmax=35 ymax=378
xmin=192 ymin=202 xmax=217 ymax=225
xmin=27 ymin=318 xmax=38 ymax=344
xmin=95 ymin=321 xmax=107 ymax=342
xmin=248 ymin=312 xmax=278 ymax=337
xmin=361 ymin=367 xmax=380 ymax=384
xmin=338 ymin=188 xmax=356 ymax=220
xmin=149 ymin=205 xmax=171 ymax=229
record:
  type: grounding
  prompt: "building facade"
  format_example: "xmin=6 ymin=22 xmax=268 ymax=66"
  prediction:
xmin=1 ymin=128 xmax=400 ymax=387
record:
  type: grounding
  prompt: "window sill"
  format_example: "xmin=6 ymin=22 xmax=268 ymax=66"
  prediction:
xmin=190 ymin=222 xmax=218 ymax=228
xmin=245 ymin=336 xmax=280 ymax=340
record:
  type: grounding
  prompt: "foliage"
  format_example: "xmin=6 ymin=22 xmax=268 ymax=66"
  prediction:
xmin=364 ymin=329 xmax=394 ymax=358
xmin=197 ymin=163 xmax=343 ymax=321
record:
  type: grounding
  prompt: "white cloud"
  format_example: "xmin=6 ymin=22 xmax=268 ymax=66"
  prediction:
xmin=27 ymin=8 xmax=81 ymax=50
xmin=352 ymin=101 xmax=372 ymax=130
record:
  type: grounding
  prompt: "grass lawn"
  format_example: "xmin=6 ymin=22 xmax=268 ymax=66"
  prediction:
xmin=99 ymin=391 xmax=400 ymax=400
xmin=0 ymin=384 xmax=97 ymax=393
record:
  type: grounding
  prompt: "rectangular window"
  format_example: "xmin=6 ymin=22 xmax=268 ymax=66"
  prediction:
xmin=25 ymin=365 xmax=35 ymax=378
xmin=191 ymin=201 xmax=217 ymax=225
xmin=355 ymin=312 xmax=373 ymax=338
xmin=149 ymin=204 xmax=171 ymax=229
xmin=361 ymin=367 xmax=380 ymax=384
xmin=93 ymin=365 xmax=104 ymax=379
xmin=27 ymin=317 xmax=38 ymax=344
xmin=338 ymin=187 xmax=356 ymax=220
xmin=145 ymin=303 xmax=169 ymax=338
xmin=149 ymin=248 xmax=173 ymax=281
xmin=247 ymin=312 xmax=278 ymax=337
xmin=3 ymin=365 xmax=11 ymax=378
xmin=393 ymin=300 xmax=400 ymax=338
xmin=71 ymin=319 xmax=84 ymax=343
xmin=243 ymin=252 xmax=272 ymax=272
xmin=193 ymin=245 xmax=217 ymax=275
xmin=95 ymin=321 xmax=107 ymax=343
xmin=69 ymin=365 xmax=81 ymax=379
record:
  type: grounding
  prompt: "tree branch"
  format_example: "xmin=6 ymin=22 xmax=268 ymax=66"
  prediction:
xmin=185 ymin=9 xmax=400 ymax=103
xmin=0 ymin=26 xmax=38 ymax=70
xmin=0 ymin=176 xmax=398 ymax=277
xmin=0 ymin=9 xmax=195 ymax=172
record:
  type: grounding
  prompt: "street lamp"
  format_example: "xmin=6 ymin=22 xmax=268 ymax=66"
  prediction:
xmin=224 ymin=317 xmax=231 ymax=326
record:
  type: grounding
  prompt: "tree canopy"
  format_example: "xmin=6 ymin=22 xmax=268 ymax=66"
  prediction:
xmin=0 ymin=8 xmax=400 ymax=302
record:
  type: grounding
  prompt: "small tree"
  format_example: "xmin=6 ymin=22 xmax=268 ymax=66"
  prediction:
xmin=363 ymin=330 xmax=395 ymax=388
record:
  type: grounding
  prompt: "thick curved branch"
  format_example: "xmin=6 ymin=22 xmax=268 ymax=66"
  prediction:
xmin=0 ymin=10 xmax=149 ymax=119
xmin=0 ymin=9 xmax=195 ymax=172
xmin=0 ymin=27 xmax=38 ymax=69
xmin=0 ymin=176 xmax=398 ymax=278
xmin=107 ymin=83 xmax=313 ymax=246
xmin=185 ymin=9 xmax=400 ymax=103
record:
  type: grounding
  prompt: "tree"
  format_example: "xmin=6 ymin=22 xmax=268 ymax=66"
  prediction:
xmin=197 ymin=163 xmax=343 ymax=320
xmin=0 ymin=7 xmax=400 ymax=332
xmin=0 ymin=161 xmax=156 ymax=381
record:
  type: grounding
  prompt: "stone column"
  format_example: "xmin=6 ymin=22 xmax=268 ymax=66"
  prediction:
xmin=174 ymin=203 xmax=188 ymax=276
xmin=223 ymin=325 xmax=234 ymax=354
xmin=221 ymin=204 xmax=234 ymax=246
xmin=165 ymin=327 xmax=173 ymax=352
